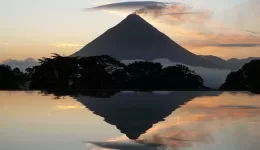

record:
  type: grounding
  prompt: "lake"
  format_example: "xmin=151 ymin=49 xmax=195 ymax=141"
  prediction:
xmin=1 ymin=91 xmax=260 ymax=150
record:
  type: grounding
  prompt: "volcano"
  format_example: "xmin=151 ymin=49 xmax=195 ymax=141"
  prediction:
xmin=72 ymin=14 xmax=224 ymax=69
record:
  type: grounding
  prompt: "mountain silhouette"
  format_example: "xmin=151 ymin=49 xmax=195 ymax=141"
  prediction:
xmin=200 ymin=55 xmax=260 ymax=70
xmin=74 ymin=91 xmax=222 ymax=140
xmin=72 ymin=14 xmax=224 ymax=69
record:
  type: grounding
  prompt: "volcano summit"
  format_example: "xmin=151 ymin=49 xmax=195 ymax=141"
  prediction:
xmin=72 ymin=14 xmax=224 ymax=69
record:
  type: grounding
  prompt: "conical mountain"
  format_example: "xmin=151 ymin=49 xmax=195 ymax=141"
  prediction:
xmin=72 ymin=14 xmax=224 ymax=69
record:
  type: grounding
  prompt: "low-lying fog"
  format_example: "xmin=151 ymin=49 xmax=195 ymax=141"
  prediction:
xmin=123 ymin=59 xmax=231 ymax=89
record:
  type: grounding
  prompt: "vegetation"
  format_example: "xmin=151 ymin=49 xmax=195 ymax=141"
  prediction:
xmin=24 ymin=54 xmax=205 ymax=91
xmin=3 ymin=54 xmax=260 ymax=92
xmin=113 ymin=62 xmax=204 ymax=90
xmin=0 ymin=65 xmax=28 ymax=90
xmin=220 ymin=60 xmax=260 ymax=92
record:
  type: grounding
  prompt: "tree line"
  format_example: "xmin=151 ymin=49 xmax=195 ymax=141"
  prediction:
xmin=0 ymin=65 xmax=28 ymax=90
xmin=220 ymin=60 xmax=260 ymax=93
xmin=1 ymin=54 xmax=260 ymax=92
xmin=0 ymin=54 xmax=204 ymax=91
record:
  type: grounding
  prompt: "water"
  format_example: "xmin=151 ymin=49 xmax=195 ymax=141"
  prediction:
xmin=1 ymin=91 xmax=260 ymax=150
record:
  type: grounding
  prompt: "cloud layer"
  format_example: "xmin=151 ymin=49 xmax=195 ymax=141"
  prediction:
xmin=87 ymin=1 xmax=164 ymax=11
xmin=52 ymin=42 xmax=84 ymax=48
xmin=212 ymin=43 xmax=260 ymax=48
xmin=87 ymin=1 xmax=210 ymax=23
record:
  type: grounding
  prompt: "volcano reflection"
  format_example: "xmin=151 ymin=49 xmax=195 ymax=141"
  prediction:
xmin=74 ymin=91 xmax=221 ymax=140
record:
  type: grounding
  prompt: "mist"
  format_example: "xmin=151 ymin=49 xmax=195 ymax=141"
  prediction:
xmin=1 ymin=58 xmax=38 ymax=72
xmin=122 ymin=59 xmax=230 ymax=89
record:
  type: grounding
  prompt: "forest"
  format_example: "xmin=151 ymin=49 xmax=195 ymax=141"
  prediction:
xmin=0 ymin=54 xmax=204 ymax=91
xmin=1 ymin=54 xmax=260 ymax=92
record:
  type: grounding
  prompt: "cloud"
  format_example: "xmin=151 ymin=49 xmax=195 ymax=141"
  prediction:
xmin=198 ymin=43 xmax=260 ymax=48
xmin=86 ymin=141 xmax=159 ymax=150
xmin=244 ymin=30 xmax=260 ymax=34
xmin=219 ymin=105 xmax=259 ymax=109
xmin=86 ymin=1 xmax=165 ymax=11
xmin=135 ymin=3 xmax=210 ymax=22
xmin=0 ymin=42 xmax=10 ymax=46
xmin=180 ymin=31 xmax=260 ymax=50
xmin=213 ymin=43 xmax=260 ymax=47
xmin=87 ymin=1 xmax=210 ymax=23
xmin=53 ymin=42 xmax=84 ymax=48
xmin=1 ymin=58 xmax=39 ymax=71
xmin=53 ymin=105 xmax=85 ymax=110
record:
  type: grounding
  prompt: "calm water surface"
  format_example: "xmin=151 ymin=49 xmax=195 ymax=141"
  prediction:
xmin=1 ymin=91 xmax=260 ymax=150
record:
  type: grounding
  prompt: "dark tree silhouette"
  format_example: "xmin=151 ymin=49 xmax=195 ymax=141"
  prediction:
xmin=28 ymin=54 xmax=125 ymax=90
xmin=0 ymin=65 xmax=27 ymax=90
xmin=112 ymin=61 xmax=163 ymax=90
xmin=112 ymin=62 xmax=204 ymax=90
xmin=28 ymin=53 xmax=79 ymax=89
xmin=220 ymin=60 xmax=260 ymax=92
xmin=159 ymin=65 xmax=204 ymax=90
xmin=27 ymin=54 xmax=206 ymax=91
xmin=242 ymin=60 xmax=260 ymax=91
xmin=220 ymin=70 xmax=245 ymax=90
xmin=72 ymin=55 xmax=126 ymax=89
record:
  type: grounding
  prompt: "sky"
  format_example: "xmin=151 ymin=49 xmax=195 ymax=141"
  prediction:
xmin=1 ymin=0 xmax=259 ymax=61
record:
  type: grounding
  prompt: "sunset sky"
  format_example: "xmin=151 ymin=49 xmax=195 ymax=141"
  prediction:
xmin=1 ymin=0 xmax=260 ymax=61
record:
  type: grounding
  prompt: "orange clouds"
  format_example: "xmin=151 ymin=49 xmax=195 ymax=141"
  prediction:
xmin=135 ymin=3 xmax=211 ymax=23
xmin=181 ymin=32 xmax=260 ymax=47
xmin=54 ymin=105 xmax=85 ymax=110
xmin=148 ymin=19 xmax=260 ymax=58
xmin=0 ymin=41 xmax=82 ymax=61
xmin=52 ymin=42 xmax=84 ymax=49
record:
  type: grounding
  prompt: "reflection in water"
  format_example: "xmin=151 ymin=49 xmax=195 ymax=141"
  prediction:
xmin=41 ymin=90 xmax=119 ymax=99
xmin=1 ymin=91 xmax=260 ymax=150
xmin=74 ymin=91 xmax=220 ymax=140
xmin=81 ymin=92 xmax=260 ymax=150
xmin=0 ymin=91 xmax=123 ymax=150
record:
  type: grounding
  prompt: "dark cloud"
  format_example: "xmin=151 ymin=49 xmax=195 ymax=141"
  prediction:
xmin=86 ymin=1 xmax=165 ymax=11
xmin=213 ymin=43 xmax=260 ymax=47
xmin=86 ymin=141 xmax=160 ymax=150
xmin=219 ymin=105 xmax=259 ymax=109
xmin=244 ymin=30 xmax=260 ymax=34
xmin=86 ymin=1 xmax=209 ymax=22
